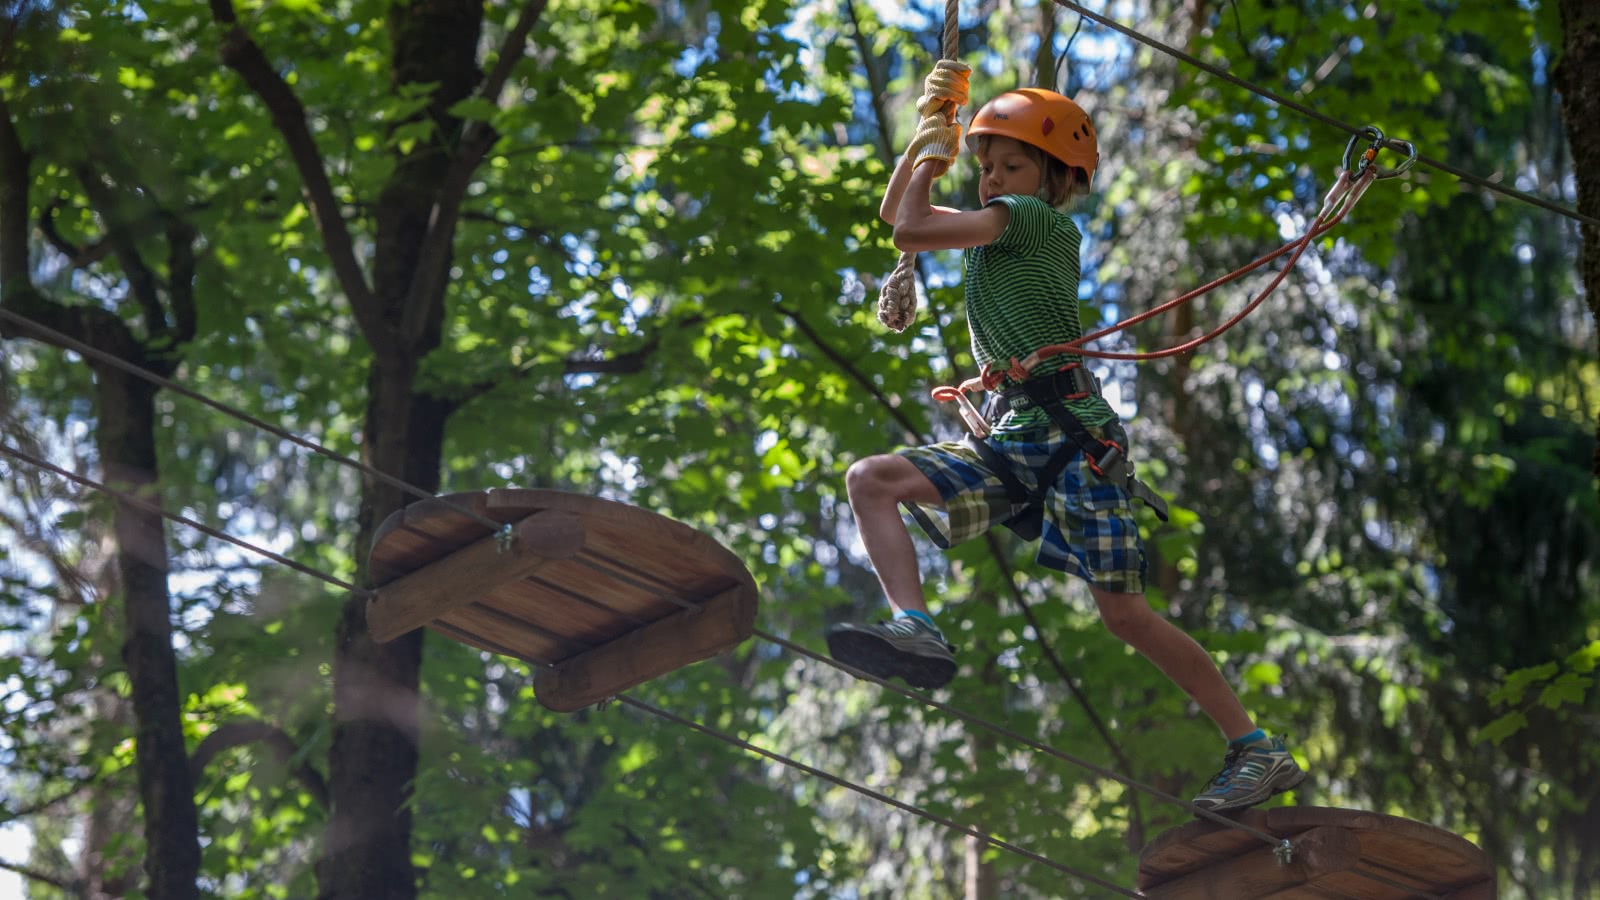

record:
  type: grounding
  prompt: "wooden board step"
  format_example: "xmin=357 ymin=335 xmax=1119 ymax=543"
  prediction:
xmin=1137 ymin=806 xmax=1495 ymax=898
xmin=366 ymin=489 xmax=758 ymax=712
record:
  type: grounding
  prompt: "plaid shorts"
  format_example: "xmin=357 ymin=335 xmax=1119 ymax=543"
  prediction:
xmin=898 ymin=424 xmax=1147 ymax=593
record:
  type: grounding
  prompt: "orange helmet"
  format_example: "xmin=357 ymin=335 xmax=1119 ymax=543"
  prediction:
xmin=967 ymin=88 xmax=1098 ymax=183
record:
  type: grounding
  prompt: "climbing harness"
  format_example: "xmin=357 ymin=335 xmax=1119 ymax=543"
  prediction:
xmin=930 ymin=129 xmax=1416 ymax=532
xmin=952 ymin=362 xmax=1168 ymax=541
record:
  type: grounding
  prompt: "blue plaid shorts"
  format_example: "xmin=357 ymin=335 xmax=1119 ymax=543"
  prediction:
xmin=898 ymin=424 xmax=1147 ymax=594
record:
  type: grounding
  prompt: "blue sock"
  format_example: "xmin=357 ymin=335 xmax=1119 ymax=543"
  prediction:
xmin=1229 ymin=728 xmax=1267 ymax=747
xmin=894 ymin=609 xmax=940 ymax=634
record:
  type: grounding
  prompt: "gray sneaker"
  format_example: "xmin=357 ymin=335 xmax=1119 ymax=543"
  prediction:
xmin=1191 ymin=736 xmax=1307 ymax=814
xmin=825 ymin=617 xmax=956 ymax=690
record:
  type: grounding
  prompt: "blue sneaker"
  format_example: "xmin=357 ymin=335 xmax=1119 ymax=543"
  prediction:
xmin=825 ymin=617 xmax=956 ymax=690
xmin=1191 ymin=736 xmax=1306 ymax=814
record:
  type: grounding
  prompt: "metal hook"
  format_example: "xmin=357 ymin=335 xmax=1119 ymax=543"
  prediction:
xmin=495 ymin=522 xmax=515 ymax=552
xmin=1343 ymin=125 xmax=1417 ymax=180
xmin=1274 ymin=838 xmax=1295 ymax=865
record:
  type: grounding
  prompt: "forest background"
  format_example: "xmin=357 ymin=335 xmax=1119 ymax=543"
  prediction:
xmin=1 ymin=0 xmax=1597 ymax=897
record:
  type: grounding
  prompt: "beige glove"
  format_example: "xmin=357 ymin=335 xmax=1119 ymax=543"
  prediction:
xmin=915 ymin=60 xmax=972 ymax=120
xmin=906 ymin=114 xmax=962 ymax=175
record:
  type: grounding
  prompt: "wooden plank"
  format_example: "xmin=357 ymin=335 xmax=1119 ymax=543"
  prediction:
xmin=533 ymin=580 xmax=757 ymax=712
xmin=367 ymin=509 xmax=584 ymax=642
xmin=1441 ymin=880 xmax=1497 ymax=899
xmin=431 ymin=600 xmax=579 ymax=664
xmin=369 ymin=494 xmax=496 ymax=579
xmin=1138 ymin=809 xmax=1285 ymax=887
xmin=467 ymin=575 xmax=644 ymax=650
xmin=485 ymin=488 xmax=747 ymax=583
xmin=1142 ymin=826 xmax=1360 ymax=900
xmin=1140 ymin=808 xmax=1495 ymax=899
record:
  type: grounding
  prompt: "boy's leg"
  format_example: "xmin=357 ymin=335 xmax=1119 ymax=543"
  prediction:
xmin=1090 ymin=588 xmax=1305 ymax=812
xmin=846 ymin=454 xmax=945 ymax=614
xmin=825 ymin=454 xmax=957 ymax=689
xmin=1089 ymin=588 xmax=1254 ymax=736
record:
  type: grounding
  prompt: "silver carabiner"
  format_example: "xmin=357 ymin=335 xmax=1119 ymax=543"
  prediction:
xmin=1343 ymin=125 xmax=1417 ymax=180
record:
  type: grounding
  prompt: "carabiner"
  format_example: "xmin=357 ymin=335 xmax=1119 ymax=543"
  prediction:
xmin=1343 ymin=125 xmax=1417 ymax=180
xmin=931 ymin=385 xmax=991 ymax=438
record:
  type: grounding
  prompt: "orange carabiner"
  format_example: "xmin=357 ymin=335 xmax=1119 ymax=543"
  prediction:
xmin=931 ymin=385 xmax=990 ymax=438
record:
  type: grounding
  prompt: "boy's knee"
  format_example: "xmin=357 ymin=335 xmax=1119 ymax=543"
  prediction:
xmin=1097 ymin=594 xmax=1157 ymax=643
xmin=845 ymin=455 xmax=894 ymax=501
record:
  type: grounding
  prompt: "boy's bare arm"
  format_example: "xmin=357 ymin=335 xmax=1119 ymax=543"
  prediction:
xmin=893 ymin=163 xmax=1006 ymax=252
xmin=880 ymin=155 xmax=961 ymax=224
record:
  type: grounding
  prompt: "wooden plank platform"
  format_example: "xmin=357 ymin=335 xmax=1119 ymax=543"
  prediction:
xmin=1137 ymin=806 xmax=1495 ymax=898
xmin=367 ymin=489 xmax=758 ymax=712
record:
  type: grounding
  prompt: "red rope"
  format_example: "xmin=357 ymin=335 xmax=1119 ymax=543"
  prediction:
xmin=1065 ymin=168 xmax=1372 ymax=361
xmin=934 ymin=168 xmax=1378 ymax=409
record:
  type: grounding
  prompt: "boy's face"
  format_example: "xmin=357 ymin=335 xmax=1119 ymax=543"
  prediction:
xmin=976 ymin=136 xmax=1043 ymax=206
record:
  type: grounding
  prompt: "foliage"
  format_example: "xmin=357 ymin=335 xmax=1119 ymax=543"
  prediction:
xmin=1 ymin=0 xmax=1596 ymax=898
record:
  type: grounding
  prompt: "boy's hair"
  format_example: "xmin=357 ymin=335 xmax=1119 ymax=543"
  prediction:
xmin=975 ymin=135 xmax=1091 ymax=211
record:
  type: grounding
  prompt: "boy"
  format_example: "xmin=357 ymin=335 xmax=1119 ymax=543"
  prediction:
xmin=825 ymin=88 xmax=1305 ymax=813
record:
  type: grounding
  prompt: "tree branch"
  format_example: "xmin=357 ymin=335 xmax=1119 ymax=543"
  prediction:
xmin=0 ymin=91 xmax=31 ymax=297
xmin=0 ymin=858 xmax=74 ymax=891
xmin=73 ymin=164 xmax=166 ymax=333
xmin=190 ymin=718 xmax=330 ymax=809
xmin=164 ymin=213 xmax=198 ymax=346
xmin=0 ymin=775 xmax=104 ymax=822
xmin=38 ymin=199 xmax=109 ymax=267
xmin=207 ymin=0 xmax=380 ymax=336
xmin=443 ymin=314 xmax=700 ymax=415
xmin=0 ymin=100 xmax=129 ymax=357
xmin=774 ymin=302 xmax=923 ymax=444
xmin=399 ymin=0 xmax=549 ymax=344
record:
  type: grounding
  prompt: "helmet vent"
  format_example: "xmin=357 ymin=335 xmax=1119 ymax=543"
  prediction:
xmin=1041 ymin=116 xmax=1054 ymax=136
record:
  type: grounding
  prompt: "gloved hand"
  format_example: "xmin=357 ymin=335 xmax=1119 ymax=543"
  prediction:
xmin=916 ymin=60 xmax=971 ymax=120
xmin=905 ymin=114 xmax=962 ymax=175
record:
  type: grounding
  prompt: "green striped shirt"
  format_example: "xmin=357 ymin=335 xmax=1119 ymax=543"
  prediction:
xmin=963 ymin=194 xmax=1117 ymax=433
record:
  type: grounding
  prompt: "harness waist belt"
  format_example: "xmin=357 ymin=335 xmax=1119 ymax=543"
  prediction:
xmin=975 ymin=365 xmax=1171 ymax=524
xmin=1002 ymin=366 xmax=1100 ymax=411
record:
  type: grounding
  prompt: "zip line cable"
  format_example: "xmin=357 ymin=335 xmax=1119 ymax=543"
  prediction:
xmin=0 ymin=306 xmax=511 ymax=537
xmin=543 ymin=541 xmax=1451 ymax=898
xmin=1049 ymin=0 xmax=1600 ymax=229
xmin=0 ymin=441 xmax=365 ymax=596
xmin=614 ymin=694 xmax=1145 ymax=898
xmin=618 ymin=694 xmax=1444 ymax=900
xmin=0 ymin=425 xmax=1443 ymax=899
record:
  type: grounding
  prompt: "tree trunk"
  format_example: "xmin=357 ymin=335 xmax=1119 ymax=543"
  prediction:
xmin=1554 ymin=0 xmax=1600 ymax=497
xmin=317 ymin=1 xmax=483 ymax=897
xmin=2 ymin=94 xmax=202 ymax=899
xmin=99 ymin=370 xmax=202 ymax=900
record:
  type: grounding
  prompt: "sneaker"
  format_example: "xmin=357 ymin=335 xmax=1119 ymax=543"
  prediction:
xmin=1191 ymin=736 xmax=1307 ymax=814
xmin=824 ymin=617 xmax=957 ymax=690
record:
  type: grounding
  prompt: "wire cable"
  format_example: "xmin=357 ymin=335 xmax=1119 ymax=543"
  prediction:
xmin=0 ymin=441 xmax=365 ymax=595
xmin=0 ymin=306 xmax=510 ymax=535
xmin=1051 ymin=0 xmax=1599 ymax=229
xmin=615 ymin=694 xmax=1145 ymax=898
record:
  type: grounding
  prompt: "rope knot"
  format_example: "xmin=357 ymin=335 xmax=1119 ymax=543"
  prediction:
xmin=876 ymin=252 xmax=919 ymax=332
xmin=917 ymin=60 xmax=972 ymax=121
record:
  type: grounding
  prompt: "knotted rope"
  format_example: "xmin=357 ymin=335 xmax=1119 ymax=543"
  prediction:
xmin=877 ymin=0 xmax=964 ymax=333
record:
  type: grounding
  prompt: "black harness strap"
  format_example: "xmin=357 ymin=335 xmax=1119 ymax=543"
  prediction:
xmin=966 ymin=366 xmax=1170 ymax=541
